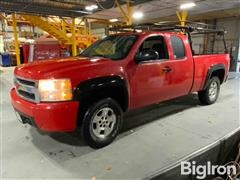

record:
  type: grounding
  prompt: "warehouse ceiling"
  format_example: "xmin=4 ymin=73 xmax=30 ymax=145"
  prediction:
xmin=87 ymin=0 xmax=240 ymax=22
xmin=0 ymin=0 xmax=239 ymax=21
xmin=0 ymin=0 xmax=150 ymax=17
xmin=148 ymin=7 xmax=240 ymax=22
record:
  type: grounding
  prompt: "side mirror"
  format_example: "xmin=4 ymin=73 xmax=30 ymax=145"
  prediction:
xmin=135 ymin=50 xmax=159 ymax=63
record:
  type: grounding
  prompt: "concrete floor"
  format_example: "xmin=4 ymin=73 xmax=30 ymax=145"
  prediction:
xmin=1 ymin=67 xmax=239 ymax=179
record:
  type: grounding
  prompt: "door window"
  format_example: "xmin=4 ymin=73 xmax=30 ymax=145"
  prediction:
xmin=137 ymin=36 xmax=169 ymax=60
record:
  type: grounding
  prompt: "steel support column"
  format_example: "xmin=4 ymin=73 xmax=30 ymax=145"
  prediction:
xmin=115 ymin=0 xmax=132 ymax=25
xmin=12 ymin=13 xmax=21 ymax=65
xmin=176 ymin=10 xmax=188 ymax=26
xmin=71 ymin=17 xmax=77 ymax=56
xmin=126 ymin=0 xmax=132 ymax=25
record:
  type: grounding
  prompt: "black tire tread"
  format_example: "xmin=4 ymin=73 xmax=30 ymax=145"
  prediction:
xmin=198 ymin=76 xmax=220 ymax=105
xmin=81 ymin=98 xmax=123 ymax=149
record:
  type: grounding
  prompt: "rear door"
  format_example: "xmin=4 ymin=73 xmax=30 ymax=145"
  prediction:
xmin=164 ymin=34 xmax=194 ymax=98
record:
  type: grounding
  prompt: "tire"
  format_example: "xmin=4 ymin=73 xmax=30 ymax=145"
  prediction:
xmin=81 ymin=98 xmax=123 ymax=149
xmin=198 ymin=76 xmax=220 ymax=105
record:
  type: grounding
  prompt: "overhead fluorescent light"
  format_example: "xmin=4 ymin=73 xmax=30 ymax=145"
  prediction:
xmin=109 ymin=18 xmax=119 ymax=22
xmin=133 ymin=11 xmax=143 ymax=20
xmin=180 ymin=2 xmax=196 ymax=9
xmin=72 ymin=10 xmax=92 ymax=14
xmin=85 ymin=4 xmax=98 ymax=11
xmin=85 ymin=6 xmax=93 ymax=11
xmin=92 ymin=5 xmax=98 ymax=9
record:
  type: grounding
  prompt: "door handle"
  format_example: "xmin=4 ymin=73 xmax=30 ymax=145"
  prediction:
xmin=162 ymin=66 xmax=172 ymax=73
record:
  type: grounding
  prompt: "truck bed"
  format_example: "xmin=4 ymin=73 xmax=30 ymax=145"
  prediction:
xmin=191 ymin=54 xmax=230 ymax=92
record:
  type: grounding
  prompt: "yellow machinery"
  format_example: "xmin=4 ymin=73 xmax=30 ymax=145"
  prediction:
xmin=21 ymin=14 xmax=98 ymax=56
xmin=21 ymin=15 xmax=71 ymax=44
xmin=2 ymin=13 xmax=98 ymax=63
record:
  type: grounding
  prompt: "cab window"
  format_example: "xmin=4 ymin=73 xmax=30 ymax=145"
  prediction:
xmin=170 ymin=35 xmax=186 ymax=59
xmin=137 ymin=36 xmax=169 ymax=60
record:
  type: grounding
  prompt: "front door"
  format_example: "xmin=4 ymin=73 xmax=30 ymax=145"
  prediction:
xmin=130 ymin=35 xmax=173 ymax=108
xmin=129 ymin=34 xmax=194 ymax=109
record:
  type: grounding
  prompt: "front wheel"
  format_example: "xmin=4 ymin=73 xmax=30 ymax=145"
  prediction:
xmin=198 ymin=76 xmax=220 ymax=105
xmin=81 ymin=98 xmax=123 ymax=149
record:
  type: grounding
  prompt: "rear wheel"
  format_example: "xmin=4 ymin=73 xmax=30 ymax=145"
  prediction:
xmin=81 ymin=98 xmax=123 ymax=149
xmin=198 ymin=76 xmax=220 ymax=105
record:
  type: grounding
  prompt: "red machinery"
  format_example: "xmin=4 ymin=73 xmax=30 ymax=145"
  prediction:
xmin=22 ymin=37 xmax=69 ymax=63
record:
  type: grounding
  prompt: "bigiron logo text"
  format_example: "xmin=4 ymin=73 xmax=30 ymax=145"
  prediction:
xmin=181 ymin=161 xmax=237 ymax=179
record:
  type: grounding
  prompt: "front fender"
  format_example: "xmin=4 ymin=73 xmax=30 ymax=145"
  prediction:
xmin=73 ymin=75 xmax=129 ymax=111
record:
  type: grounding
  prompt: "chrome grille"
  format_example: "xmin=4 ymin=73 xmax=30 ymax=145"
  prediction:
xmin=14 ymin=76 xmax=40 ymax=103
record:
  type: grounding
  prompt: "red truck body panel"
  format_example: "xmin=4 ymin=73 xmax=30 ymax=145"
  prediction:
xmin=191 ymin=54 xmax=230 ymax=92
xmin=11 ymin=31 xmax=230 ymax=131
xmin=125 ymin=32 xmax=195 ymax=108
xmin=11 ymin=88 xmax=79 ymax=131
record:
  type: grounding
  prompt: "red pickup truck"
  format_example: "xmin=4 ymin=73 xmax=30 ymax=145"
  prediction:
xmin=11 ymin=27 xmax=230 ymax=148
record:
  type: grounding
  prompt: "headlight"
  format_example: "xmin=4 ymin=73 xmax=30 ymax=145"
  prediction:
xmin=38 ymin=79 xmax=72 ymax=102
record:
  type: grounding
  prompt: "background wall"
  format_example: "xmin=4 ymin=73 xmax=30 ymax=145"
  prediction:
xmin=216 ymin=17 xmax=240 ymax=71
xmin=191 ymin=35 xmax=204 ymax=54
xmin=181 ymin=17 xmax=240 ymax=71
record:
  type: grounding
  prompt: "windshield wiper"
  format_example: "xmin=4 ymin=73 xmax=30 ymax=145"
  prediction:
xmin=91 ymin=54 xmax=109 ymax=58
xmin=77 ymin=53 xmax=88 ymax=57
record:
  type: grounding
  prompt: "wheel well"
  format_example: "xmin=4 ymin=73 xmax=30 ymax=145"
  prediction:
xmin=83 ymin=86 xmax=128 ymax=111
xmin=211 ymin=69 xmax=225 ymax=84
xmin=76 ymin=85 xmax=128 ymax=127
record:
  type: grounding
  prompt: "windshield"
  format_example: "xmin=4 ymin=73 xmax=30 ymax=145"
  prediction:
xmin=79 ymin=35 xmax=137 ymax=60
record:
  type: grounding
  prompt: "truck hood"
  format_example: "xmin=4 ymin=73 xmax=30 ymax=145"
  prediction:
xmin=14 ymin=56 xmax=112 ymax=79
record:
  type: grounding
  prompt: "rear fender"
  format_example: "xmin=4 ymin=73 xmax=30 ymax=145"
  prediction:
xmin=203 ymin=63 xmax=226 ymax=90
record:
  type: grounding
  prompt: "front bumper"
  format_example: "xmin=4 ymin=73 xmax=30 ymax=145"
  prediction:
xmin=10 ymin=88 xmax=79 ymax=132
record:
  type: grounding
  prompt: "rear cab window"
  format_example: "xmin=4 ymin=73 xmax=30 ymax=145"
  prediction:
xmin=170 ymin=35 xmax=186 ymax=59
